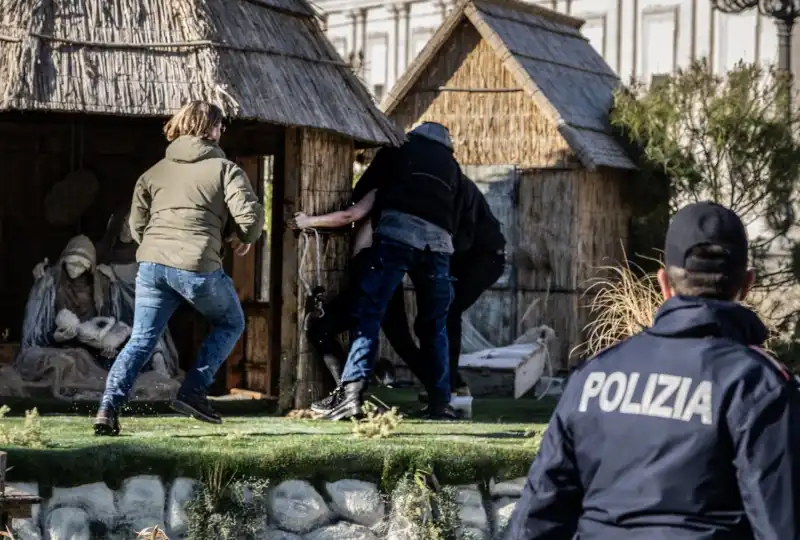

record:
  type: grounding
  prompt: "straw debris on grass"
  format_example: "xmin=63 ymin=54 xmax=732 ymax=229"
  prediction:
xmin=351 ymin=401 xmax=403 ymax=439
xmin=0 ymin=405 xmax=45 ymax=448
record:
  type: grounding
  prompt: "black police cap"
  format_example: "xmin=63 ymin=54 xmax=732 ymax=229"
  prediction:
xmin=664 ymin=201 xmax=748 ymax=273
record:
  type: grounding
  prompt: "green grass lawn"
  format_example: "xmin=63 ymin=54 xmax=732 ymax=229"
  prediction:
xmin=1 ymin=390 xmax=554 ymax=490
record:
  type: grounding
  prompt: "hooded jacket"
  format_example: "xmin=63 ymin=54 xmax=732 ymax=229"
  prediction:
xmin=506 ymin=296 xmax=800 ymax=540
xmin=129 ymin=136 xmax=264 ymax=272
xmin=361 ymin=134 xmax=462 ymax=235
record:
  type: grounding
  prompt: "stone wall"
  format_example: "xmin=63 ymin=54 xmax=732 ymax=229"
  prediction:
xmin=8 ymin=475 xmax=527 ymax=540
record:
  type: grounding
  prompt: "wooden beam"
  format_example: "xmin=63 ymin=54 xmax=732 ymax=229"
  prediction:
xmin=0 ymin=451 xmax=6 ymax=496
xmin=277 ymin=128 xmax=302 ymax=412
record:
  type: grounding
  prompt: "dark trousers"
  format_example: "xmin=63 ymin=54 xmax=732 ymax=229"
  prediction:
xmin=308 ymin=237 xmax=453 ymax=404
xmin=383 ymin=250 xmax=505 ymax=389
xmin=341 ymin=236 xmax=453 ymax=404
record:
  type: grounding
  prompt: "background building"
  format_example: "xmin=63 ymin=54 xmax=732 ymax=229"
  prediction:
xmin=315 ymin=0 xmax=785 ymax=101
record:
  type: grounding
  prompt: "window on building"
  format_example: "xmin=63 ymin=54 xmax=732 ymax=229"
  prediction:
xmin=580 ymin=15 xmax=607 ymax=58
xmin=331 ymin=37 xmax=348 ymax=61
xmin=411 ymin=28 xmax=435 ymax=60
xmin=641 ymin=8 xmax=678 ymax=82
xmin=373 ymin=84 xmax=385 ymax=102
xmin=650 ymin=73 xmax=670 ymax=88
xmin=716 ymin=10 xmax=758 ymax=72
xmin=367 ymin=33 xmax=388 ymax=98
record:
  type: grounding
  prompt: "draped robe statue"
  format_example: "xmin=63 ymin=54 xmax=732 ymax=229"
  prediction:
xmin=10 ymin=217 xmax=181 ymax=399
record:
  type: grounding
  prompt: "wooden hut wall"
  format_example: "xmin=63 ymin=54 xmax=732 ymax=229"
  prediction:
xmin=516 ymin=168 xmax=631 ymax=369
xmin=387 ymin=22 xmax=578 ymax=169
xmin=279 ymin=128 xmax=353 ymax=411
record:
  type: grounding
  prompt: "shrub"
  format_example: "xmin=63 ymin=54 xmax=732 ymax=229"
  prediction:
xmin=185 ymin=463 xmax=270 ymax=540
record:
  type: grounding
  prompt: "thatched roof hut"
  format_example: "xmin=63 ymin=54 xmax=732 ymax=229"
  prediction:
xmin=0 ymin=0 xmax=402 ymax=145
xmin=377 ymin=0 xmax=639 ymax=374
xmin=0 ymin=0 xmax=403 ymax=408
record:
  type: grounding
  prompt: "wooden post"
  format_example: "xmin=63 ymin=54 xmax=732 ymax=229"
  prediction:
xmin=277 ymin=128 xmax=302 ymax=412
xmin=293 ymin=131 xmax=354 ymax=409
xmin=0 ymin=451 xmax=6 ymax=496
xmin=0 ymin=451 xmax=6 ymax=531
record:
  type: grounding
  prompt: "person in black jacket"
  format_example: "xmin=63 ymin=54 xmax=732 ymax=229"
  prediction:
xmin=290 ymin=171 xmax=504 ymax=410
xmin=307 ymin=122 xmax=464 ymax=421
xmin=506 ymin=201 xmax=800 ymax=540
xmin=383 ymin=176 xmax=506 ymax=399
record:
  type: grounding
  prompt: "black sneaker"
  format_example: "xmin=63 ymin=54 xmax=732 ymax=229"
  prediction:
xmin=311 ymin=386 xmax=345 ymax=415
xmin=407 ymin=404 xmax=461 ymax=421
xmin=323 ymin=381 xmax=366 ymax=421
xmin=171 ymin=392 xmax=222 ymax=424
xmin=94 ymin=405 xmax=121 ymax=436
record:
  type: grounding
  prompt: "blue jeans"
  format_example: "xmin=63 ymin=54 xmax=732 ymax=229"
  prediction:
xmin=101 ymin=262 xmax=245 ymax=412
xmin=341 ymin=236 xmax=453 ymax=406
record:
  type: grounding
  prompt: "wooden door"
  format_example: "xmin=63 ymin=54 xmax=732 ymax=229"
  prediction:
xmin=222 ymin=155 xmax=280 ymax=397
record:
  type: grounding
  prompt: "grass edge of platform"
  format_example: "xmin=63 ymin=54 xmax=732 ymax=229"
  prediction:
xmin=3 ymin=435 xmax=541 ymax=492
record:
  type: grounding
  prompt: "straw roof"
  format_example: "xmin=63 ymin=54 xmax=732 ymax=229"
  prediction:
xmin=382 ymin=0 xmax=636 ymax=170
xmin=0 ymin=0 xmax=403 ymax=146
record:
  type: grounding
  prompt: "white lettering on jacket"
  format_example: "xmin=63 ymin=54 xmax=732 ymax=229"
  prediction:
xmin=578 ymin=371 xmax=713 ymax=425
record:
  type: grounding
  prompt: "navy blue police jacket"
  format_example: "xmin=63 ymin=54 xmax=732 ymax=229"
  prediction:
xmin=506 ymin=296 xmax=800 ymax=540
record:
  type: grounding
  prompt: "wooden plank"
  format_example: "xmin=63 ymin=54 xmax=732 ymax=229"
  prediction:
xmin=231 ymin=156 xmax=260 ymax=302
xmin=268 ymin=154 xmax=284 ymax=398
xmin=0 ymin=451 xmax=5 ymax=496
xmin=223 ymin=156 xmax=263 ymax=392
xmin=230 ymin=388 xmax=265 ymax=399
xmin=277 ymin=128 xmax=302 ymax=412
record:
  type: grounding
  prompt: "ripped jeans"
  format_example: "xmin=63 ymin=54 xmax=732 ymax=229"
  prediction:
xmin=341 ymin=235 xmax=453 ymax=407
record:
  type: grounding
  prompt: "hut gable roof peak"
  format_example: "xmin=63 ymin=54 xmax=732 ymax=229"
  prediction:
xmin=381 ymin=0 xmax=636 ymax=170
xmin=0 ymin=0 xmax=403 ymax=146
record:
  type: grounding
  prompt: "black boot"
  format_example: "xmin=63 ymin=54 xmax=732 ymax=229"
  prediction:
xmin=323 ymin=381 xmax=367 ymax=421
xmin=310 ymin=385 xmax=345 ymax=415
xmin=171 ymin=392 xmax=222 ymax=424
xmin=94 ymin=405 xmax=121 ymax=436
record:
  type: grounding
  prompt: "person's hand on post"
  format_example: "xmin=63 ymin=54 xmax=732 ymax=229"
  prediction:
xmin=227 ymin=235 xmax=251 ymax=256
xmin=287 ymin=212 xmax=311 ymax=230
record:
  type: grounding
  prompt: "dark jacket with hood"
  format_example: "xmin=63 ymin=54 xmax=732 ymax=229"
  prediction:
xmin=129 ymin=136 xmax=264 ymax=272
xmin=452 ymin=174 xmax=505 ymax=255
xmin=357 ymin=134 xmax=462 ymax=234
xmin=506 ymin=296 xmax=800 ymax=540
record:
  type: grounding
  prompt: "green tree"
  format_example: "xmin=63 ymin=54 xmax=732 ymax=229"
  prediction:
xmin=611 ymin=59 xmax=800 ymax=333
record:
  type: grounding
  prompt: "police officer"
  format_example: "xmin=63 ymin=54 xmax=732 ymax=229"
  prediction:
xmin=506 ymin=201 xmax=800 ymax=539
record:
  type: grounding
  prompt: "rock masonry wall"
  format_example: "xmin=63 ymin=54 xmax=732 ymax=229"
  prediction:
xmin=8 ymin=475 xmax=527 ymax=540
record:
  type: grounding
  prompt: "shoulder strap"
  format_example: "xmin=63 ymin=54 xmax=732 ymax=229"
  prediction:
xmin=749 ymin=345 xmax=791 ymax=382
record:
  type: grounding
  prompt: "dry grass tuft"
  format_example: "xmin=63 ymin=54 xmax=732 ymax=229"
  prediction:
xmin=576 ymin=256 xmax=777 ymax=359
xmin=136 ymin=526 xmax=170 ymax=540
xmin=577 ymin=258 xmax=663 ymax=359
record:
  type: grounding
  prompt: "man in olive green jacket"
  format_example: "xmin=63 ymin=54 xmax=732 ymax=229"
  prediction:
xmin=95 ymin=101 xmax=264 ymax=436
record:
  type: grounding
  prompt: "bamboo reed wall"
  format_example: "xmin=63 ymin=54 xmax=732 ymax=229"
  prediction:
xmin=388 ymin=22 xmax=577 ymax=168
xmin=380 ymin=168 xmax=632 ymax=375
xmin=516 ymin=168 xmax=632 ymax=367
xmin=292 ymin=129 xmax=354 ymax=409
